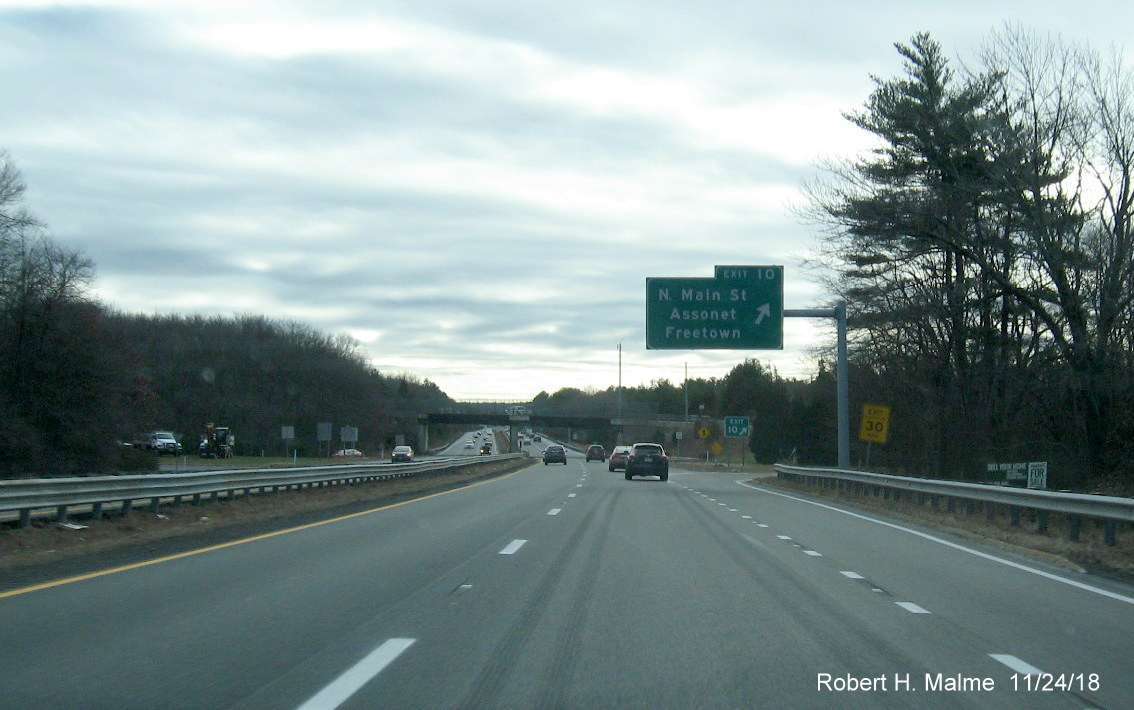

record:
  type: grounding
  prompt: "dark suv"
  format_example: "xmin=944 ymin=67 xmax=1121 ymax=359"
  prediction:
xmin=585 ymin=444 xmax=606 ymax=462
xmin=625 ymin=443 xmax=669 ymax=481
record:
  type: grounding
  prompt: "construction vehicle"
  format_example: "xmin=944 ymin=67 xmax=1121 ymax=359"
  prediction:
xmin=199 ymin=423 xmax=235 ymax=458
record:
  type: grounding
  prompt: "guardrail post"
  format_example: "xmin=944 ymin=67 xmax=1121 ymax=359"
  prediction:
xmin=121 ymin=499 xmax=133 ymax=517
xmin=18 ymin=508 xmax=30 ymax=528
xmin=56 ymin=505 xmax=68 ymax=523
xmin=1104 ymin=521 xmax=1117 ymax=546
xmin=1036 ymin=510 xmax=1049 ymax=533
xmin=1010 ymin=506 xmax=1020 ymax=526
xmin=1067 ymin=515 xmax=1082 ymax=542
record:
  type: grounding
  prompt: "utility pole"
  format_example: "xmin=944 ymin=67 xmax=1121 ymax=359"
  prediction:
xmin=684 ymin=362 xmax=689 ymax=421
xmin=617 ymin=342 xmax=623 ymax=418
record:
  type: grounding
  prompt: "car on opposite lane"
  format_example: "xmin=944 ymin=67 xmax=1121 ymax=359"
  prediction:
xmin=624 ymin=442 xmax=669 ymax=481
xmin=542 ymin=445 xmax=568 ymax=465
xmin=391 ymin=445 xmax=414 ymax=462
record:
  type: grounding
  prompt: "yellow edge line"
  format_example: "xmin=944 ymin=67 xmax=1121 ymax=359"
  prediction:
xmin=1 ymin=464 xmax=532 ymax=600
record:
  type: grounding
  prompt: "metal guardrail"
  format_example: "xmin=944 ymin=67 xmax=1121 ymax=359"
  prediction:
xmin=0 ymin=454 xmax=523 ymax=528
xmin=773 ymin=464 xmax=1134 ymax=546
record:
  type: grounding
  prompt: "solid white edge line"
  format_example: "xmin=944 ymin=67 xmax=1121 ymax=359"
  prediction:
xmin=296 ymin=638 xmax=415 ymax=710
xmin=737 ymin=480 xmax=1134 ymax=606
xmin=895 ymin=601 xmax=931 ymax=614
xmin=989 ymin=654 xmax=1044 ymax=676
xmin=499 ymin=539 xmax=527 ymax=555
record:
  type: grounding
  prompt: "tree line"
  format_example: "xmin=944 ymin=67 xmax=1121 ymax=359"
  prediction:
xmin=0 ymin=153 xmax=450 ymax=477
xmin=803 ymin=29 xmax=1134 ymax=488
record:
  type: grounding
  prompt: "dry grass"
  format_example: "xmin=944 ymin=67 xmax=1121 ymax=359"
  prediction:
xmin=0 ymin=458 xmax=533 ymax=575
xmin=754 ymin=475 xmax=1134 ymax=582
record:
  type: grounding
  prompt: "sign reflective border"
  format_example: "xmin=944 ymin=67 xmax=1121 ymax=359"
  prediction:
xmin=859 ymin=405 xmax=891 ymax=444
xmin=724 ymin=416 xmax=750 ymax=438
xmin=645 ymin=266 xmax=783 ymax=350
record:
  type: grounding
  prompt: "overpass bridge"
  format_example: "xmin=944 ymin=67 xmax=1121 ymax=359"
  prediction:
xmin=417 ymin=409 xmax=689 ymax=452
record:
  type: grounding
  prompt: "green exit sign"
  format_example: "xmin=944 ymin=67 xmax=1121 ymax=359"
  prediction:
xmin=725 ymin=416 xmax=750 ymax=438
xmin=646 ymin=266 xmax=783 ymax=350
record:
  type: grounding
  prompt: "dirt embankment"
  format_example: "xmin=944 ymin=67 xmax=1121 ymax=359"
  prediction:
xmin=0 ymin=458 xmax=534 ymax=585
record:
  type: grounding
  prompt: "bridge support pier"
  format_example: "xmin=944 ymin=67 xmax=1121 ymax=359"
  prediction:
xmin=417 ymin=416 xmax=429 ymax=453
xmin=508 ymin=415 xmax=529 ymax=453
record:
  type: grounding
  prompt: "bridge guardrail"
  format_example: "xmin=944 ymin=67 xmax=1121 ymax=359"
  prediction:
xmin=1 ymin=454 xmax=524 ymax=528
xmin=773 ymin=464 xmax=1134 ymax=546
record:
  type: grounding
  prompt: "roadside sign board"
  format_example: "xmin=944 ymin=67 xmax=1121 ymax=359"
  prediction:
xmin=698 ymin=427 xmax=712 ymax=439
xmin=859 ymin=405 xmax=891 ymax=444
xmin=724 ymin=416 xmax=750 ymax=438
xmin=1028 ymin=462 xmax=1048 ymax=489
xmin=988 ymin=461 xmax=1048 ymax=489
xmin=646 ymin=266 xmax=783 ymax=350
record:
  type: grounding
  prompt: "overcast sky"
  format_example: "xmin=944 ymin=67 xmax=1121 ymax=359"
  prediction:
xmin=2 ymin=1 xmax=1130 ymax=399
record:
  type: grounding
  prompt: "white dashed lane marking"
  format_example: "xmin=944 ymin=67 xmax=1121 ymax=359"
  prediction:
xmin=895 ymin=602 xmax=932 ymax=614
xmin=295 ymin=638 xmax=415 ymax=710
xmin=989 ymin=654 xmax=1044 ymax=676
xmin=547 ymin=508 xmax=561 ymax=516
xmin=499 ymin=539 xmax=527 ymax=555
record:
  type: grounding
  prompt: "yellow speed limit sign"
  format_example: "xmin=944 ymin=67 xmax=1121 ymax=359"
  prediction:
xmin=859 ymin=405 xmax=891 ymax=444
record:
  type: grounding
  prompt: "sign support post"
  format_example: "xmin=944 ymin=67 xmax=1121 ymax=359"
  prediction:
xmin=782 ymin=301 xmax=850 ymax=470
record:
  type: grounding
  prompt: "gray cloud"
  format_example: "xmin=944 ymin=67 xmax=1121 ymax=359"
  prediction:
xmin=3 ymin=2 xmax=1132 ymax=397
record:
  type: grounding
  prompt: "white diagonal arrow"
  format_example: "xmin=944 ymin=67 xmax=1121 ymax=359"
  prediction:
xmin=754 ymin=303 xmax=772 ymax=325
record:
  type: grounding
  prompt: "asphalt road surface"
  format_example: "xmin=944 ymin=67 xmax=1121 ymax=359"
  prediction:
xmin=2 ymin=448 xmax=1131 ymax=709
